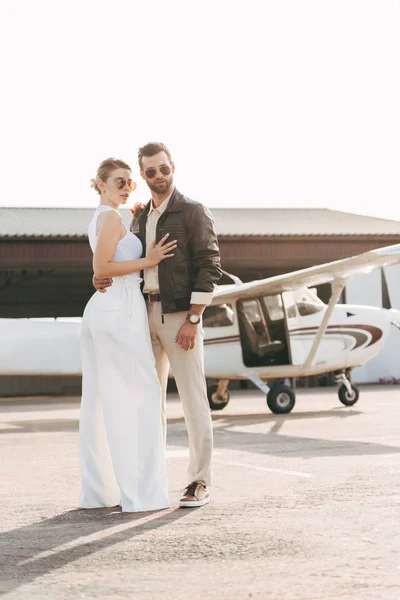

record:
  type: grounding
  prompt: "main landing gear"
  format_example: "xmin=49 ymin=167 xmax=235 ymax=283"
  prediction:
xmin=207 ymin=370 xmax=360 ymax=415
xmin=247 ymin=374 xmax=296 ymax=414
xmin=207 ymin=376 xmax=296 ymax=414
xmin=334 ymin=369 xmax=360 ymax=406
xmin=266 ymin=382 xmax=296 ymax=414
xmin=207 ymin=379 xmax=230 ymax=411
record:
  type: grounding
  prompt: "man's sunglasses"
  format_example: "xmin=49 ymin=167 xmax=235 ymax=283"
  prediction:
xmin=113 ymin=178 xmax=137 ymax=191
xmin=144 ymin=166 xmax=171 ymax=179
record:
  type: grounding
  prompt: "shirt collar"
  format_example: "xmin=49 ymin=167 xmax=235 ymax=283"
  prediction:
xmin=148 ymin=189 xmax=174 ymax=216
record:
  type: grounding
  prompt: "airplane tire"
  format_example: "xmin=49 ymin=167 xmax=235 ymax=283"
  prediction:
xmin=338 ymin=383 xmax=359 ymax=406
xmin=207 ymin=385 xmax=230 ymax=411
xmin=267 ymin=385 xmax=295 ymax=414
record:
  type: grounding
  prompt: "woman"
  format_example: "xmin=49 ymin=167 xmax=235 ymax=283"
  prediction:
xmin=78 ymin=157 xmax=176 ymax=512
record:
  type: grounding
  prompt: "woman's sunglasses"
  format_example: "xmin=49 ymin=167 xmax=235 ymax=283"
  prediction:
xmin=144 ymin=166 xmax=171 ymax=179
xmin=113 ymin=178 xmax=137 ymax=191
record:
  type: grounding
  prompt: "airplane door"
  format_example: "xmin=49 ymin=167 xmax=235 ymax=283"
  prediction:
xmin=283 ymin=287 xmax=345 ymax=368
xmin=261 ymin=294 xmax=290 ymax=365
xmin=282 ymin=291 xmax=308 ymax=365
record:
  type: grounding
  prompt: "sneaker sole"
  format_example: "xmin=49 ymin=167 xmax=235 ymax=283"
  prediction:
xmin=179 ymin=497 xmax=210 ymax=508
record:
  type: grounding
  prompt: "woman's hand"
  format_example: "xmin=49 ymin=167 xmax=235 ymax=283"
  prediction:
xmin=147 ymin=234 xmax=177 ymax=267
xmin=130 ymin=203 xmax=146 ymax=217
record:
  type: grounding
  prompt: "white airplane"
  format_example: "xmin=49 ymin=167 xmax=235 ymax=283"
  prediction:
xmin=2 ymin=243 xmax=400 ymax=414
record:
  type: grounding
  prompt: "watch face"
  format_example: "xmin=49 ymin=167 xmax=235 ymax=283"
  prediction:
xmin=189 ymin=315 xmax=200 ymax=324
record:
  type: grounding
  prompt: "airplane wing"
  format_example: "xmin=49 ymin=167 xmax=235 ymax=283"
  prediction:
xmin=213 ymin=243 xmax=400 ymax=303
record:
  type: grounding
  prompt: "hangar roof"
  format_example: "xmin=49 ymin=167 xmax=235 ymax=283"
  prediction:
xmin=1 ymin=207 xmax=400 ymax=238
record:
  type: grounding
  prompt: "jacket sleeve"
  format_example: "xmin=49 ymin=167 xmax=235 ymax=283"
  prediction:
xmin=130 ymin=215 xmax=140 ymax=235
xmin=188 ymin=204 xmax=223 ymax=304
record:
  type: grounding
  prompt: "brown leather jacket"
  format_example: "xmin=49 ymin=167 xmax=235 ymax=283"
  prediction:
xmin=130 ymin=188 xmax=222 ymax=314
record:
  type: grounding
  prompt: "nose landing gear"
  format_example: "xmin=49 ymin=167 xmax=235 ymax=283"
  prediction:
xmin=335 ymin=370 xmax=360 ymax=406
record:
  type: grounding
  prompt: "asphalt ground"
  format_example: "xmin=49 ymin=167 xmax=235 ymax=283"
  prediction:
xmin=1 ymin=385 xmax=400 ymax=600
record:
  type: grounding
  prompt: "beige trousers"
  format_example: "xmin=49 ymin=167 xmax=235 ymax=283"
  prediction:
xmin=146 ymin=301 xmax=213 ymax=486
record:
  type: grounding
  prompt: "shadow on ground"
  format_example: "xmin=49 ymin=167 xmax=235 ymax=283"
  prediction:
xmin=0 ymin=507 xmax=192 ymax=596
xmin=2 ymin=405 xmax=400 ymax=461
xmin=169 ymin=408 xmax=400 ymax=459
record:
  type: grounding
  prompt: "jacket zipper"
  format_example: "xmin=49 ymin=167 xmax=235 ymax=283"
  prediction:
xmin=140 ymin=206 xmax=165 ymax=324
xmin=156 ymin=212 xmax=168 ymax=324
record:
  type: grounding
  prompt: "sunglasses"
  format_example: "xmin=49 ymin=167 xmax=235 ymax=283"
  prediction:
xmin=144 ymin=165 xmax=171 ymax=179
xmin=113 ymin=178 xmax=137 ymax=191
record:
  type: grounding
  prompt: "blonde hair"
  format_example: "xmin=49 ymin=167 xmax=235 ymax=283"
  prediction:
xmin=90 ymin=157 xmax=132 ymax=195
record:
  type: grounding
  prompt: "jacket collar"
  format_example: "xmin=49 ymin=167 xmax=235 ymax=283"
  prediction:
xmin=165 ymin=188 xmax=184 ymax=212
xmin=148 ymin=190 xmax=174 ymax=216
xmin=140 ymin=188 xmax=184 ymax=230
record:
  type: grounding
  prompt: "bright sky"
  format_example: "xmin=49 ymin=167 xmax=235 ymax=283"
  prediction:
xmin=1 ymin=0 xmax=399 ymax=222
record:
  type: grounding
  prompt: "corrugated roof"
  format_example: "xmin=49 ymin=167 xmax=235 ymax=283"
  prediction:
xmin=1 ymin=207 xmax=400 ymax=238
xmin=212 ymin=208 xmax=400 ymax=237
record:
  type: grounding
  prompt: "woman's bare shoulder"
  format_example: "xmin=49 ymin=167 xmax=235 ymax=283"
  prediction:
xmin=96 ymin=209 xmax=122 ymax=236
xmin=97 ymin=209 xmax=121 ymax=227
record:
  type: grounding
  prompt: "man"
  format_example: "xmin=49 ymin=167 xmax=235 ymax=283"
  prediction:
xmin=93 ymin=142 xmax=222 ymax=507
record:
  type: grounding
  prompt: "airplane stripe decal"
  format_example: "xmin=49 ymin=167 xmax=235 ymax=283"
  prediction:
xmin=204 ymin=335 xmax=241 ymax=346
xmin=203 ymin=325 xmax=382 ymax=350
xmin=339 ymin=324 xmax=383 ymax=347
xmin=291 ymin=329 xmax=369 ymax=350
xmin=290 ymin=324 xmax=383 ymax=349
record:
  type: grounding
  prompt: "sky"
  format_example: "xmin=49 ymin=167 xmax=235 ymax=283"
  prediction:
xmin=1 ymin=0 xmax=400 ymax=222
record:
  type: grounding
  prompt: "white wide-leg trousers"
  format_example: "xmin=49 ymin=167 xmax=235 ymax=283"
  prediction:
xmin=78 ymin=276 xmax=169 ymax=513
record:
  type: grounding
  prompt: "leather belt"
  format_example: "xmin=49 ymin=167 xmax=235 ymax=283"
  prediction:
xmin=143 ymin=292 xmax=162 ymax=303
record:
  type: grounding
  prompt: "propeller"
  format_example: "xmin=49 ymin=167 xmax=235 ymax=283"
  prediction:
xmin=381 ymin=267 xmax=391 ymax=310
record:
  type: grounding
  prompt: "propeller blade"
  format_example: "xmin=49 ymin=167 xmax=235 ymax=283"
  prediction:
xmin=381 ymin=268 xmax=392 ymax=310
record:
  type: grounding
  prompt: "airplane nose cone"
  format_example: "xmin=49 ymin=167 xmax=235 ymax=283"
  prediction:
xmin=385 ymin=308 xmax=400 ymax=329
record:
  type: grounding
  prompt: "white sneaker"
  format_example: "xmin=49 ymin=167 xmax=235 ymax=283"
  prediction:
xmin=179 ymin=481 xmax=210 ymax=508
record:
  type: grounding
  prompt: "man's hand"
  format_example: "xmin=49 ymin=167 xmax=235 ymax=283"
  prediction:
xmin=175 ymin=322 xmax=198 ymax=351
xmin=93 ymin=274 xmax=113 ymax=293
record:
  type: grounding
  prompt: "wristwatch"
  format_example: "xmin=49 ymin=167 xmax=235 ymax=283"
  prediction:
xmin=186 ymin=313 xmax=201 ymax=325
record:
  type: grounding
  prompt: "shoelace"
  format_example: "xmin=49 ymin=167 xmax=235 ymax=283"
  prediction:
xmin=185 ymin=481 xmax=201 ymax=497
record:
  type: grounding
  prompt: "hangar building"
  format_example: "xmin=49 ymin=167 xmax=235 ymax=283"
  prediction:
xmin=1 ymin=207 xmax=400 ymax=395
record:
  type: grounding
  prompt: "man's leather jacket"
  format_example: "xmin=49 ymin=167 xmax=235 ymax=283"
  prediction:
xmin=130 ymin=188 xmax=222 ymax=314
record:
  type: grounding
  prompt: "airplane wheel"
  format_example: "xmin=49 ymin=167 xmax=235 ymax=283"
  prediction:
xmin=267 ymin=385 xmax=295 ymax=414
xmin=207 ymin=385 xmax=230 ymax=411
xmin=338 ymin=383 xmax=359 ymax=406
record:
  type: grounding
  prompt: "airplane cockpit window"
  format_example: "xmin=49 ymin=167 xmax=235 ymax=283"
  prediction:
xmin=294 ymin=288 xmax=324 ymax=316
xmin=282 ymin=292 xmax=298 ymax=319
xmin=202 ymin=303 xmax=234 ymax=327
xmin=240 ymin=299 xmax=264 ymax=333
xmin=237 ymin=298 xmax=289 ymax=367
xmin=263 ymin=295 xmax=284 ymax=321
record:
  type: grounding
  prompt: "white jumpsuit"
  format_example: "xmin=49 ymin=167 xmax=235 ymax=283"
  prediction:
xmin=78 ymin=205 xmax=169 ymax=512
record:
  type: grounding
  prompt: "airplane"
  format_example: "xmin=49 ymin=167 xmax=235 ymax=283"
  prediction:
xmin=2 ymin=242 xmax=400 ymax=415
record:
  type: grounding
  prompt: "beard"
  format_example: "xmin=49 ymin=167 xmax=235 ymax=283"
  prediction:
xmin=147 ymin=174 xmax=173 ymax=195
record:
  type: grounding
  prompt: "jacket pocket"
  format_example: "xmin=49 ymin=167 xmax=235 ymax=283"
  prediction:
xmin=160 ymin=226 xmax=187 ymax=258
xmin=160 ymin=225 xmax=186 ymax=238
xmin=172 ymin=260 xmax=190 ymax=296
